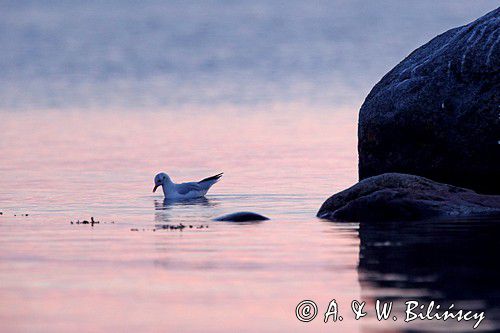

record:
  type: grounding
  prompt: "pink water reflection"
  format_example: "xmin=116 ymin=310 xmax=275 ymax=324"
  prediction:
xmin=0 ymin=105 xmax=358 ymax=211
xmin=0 ymin=106 xmax=369 ymax=332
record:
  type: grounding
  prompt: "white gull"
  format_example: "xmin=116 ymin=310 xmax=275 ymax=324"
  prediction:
xmin=153 ymin=172 xmax=223 ymax=199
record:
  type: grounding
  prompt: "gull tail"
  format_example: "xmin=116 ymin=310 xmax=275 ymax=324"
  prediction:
xmin=198 ymin=172 xmax=223 ymax=189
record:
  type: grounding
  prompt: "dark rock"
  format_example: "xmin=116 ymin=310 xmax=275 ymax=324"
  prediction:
xmin=213 ymin=212 xmax=270 ymax=222
xmin=358 ymin=8 xmax=500 ymax=194
xmin=317 ymin=173 xmax=500 ymax=222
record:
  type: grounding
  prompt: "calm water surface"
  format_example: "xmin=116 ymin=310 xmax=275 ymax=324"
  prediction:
xmin=1 ymin=1 xmax=499 ymax=332
xmin=0 ymin=0 xmax=496 ymax=109
xmin=1 ymin=108 xmax=499 ymax=332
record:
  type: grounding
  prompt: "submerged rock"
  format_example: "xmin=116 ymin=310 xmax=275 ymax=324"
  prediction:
xmin=213 ymin=212 xmax=269 ymax=222
xmin=317 ymin=173 xmax=500 ymax=222
xmin=358 ymin=8 xmax=500 ymax=194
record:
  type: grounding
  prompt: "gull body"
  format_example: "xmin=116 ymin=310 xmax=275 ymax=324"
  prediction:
xmin=153 ymin=172 xmax=223 ymax=199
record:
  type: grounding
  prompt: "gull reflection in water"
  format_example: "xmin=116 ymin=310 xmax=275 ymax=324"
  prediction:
xmin=154 ymin=197 xmax=219 ymax=223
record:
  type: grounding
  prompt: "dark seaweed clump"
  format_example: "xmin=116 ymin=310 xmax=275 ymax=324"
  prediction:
xmin=153 ymin=223 xmax=209 ymax=231
xmin=70 ymin=217 xmax=115 ymax=227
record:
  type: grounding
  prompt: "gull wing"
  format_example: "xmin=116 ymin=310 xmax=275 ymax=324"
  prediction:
xmin=197 ymin=172 xmax=223 ymax=190
xmin=176 ymin=182 xmax=202 ymax=195
xmin=198 ymin=173 xmax=223 ymax=184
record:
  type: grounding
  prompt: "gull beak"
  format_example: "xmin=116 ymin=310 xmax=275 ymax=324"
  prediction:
xmin=153 ymin=185 xmax=159 ymax=193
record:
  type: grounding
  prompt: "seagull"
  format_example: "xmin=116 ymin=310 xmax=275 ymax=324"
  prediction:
xmin=152 ymin=172 xmax=223 ymax=199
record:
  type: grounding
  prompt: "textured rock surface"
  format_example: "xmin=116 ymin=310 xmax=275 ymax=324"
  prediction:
xmin=317 ymin=173 xmax=500 ymax=222
xmin=213 ymin=212 xmax=269 ymax=222
xmin=358 ymin=8 xmax=500 ymax=194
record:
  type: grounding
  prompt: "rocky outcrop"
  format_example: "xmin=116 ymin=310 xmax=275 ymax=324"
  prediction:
xmin=358 ymin=7 xmax=500 ymax=194
xmin=317 ymin=173 xmax=500 ymax=222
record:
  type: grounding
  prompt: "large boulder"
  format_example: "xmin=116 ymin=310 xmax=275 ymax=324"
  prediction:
xmin=358 ymin=8 xmax=500 ymax=194
xmin=317 ymin=173 xmax=500 ymax=222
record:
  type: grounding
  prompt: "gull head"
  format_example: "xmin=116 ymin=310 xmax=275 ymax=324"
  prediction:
xmin=153 ymin=172 xmax=170 ymax=192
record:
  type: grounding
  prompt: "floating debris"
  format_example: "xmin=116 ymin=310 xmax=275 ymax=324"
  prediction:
xmin=160 ymin=223 xmax=186 ymax=230
xmin=129 ymin=228 xmax=157 ymax=232
xmin=154 ymin=223 xmax=209 ymax=231
xmin=127 ymin=224 xmax=210 ymax=232
xmin=11 ymin=213 xmax=29 ymax=217
xmin=70 ymin=217 xmax=101 ymax=227
xmin=1 ymin=212 xmax=29 ymax=218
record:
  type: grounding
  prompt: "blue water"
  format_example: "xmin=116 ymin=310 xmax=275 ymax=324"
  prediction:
xmin=0 ymin=0 xmax=496 ymax=109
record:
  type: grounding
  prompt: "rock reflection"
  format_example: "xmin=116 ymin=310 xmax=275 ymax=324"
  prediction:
xmin=357 ymin=217 xmax=500 ymax=328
